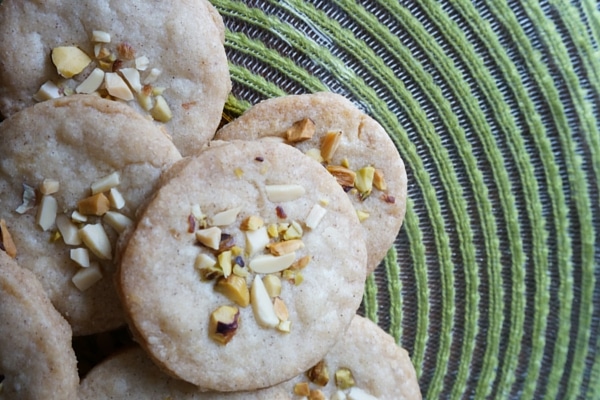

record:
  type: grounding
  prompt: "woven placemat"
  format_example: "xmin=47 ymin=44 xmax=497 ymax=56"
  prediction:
xmin=211 ymin=0 xmax=600 ymax=398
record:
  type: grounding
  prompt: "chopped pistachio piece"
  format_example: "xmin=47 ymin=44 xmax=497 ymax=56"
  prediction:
xmin=79 ymin=223 xmax=112 ymax=260
xmin=72 ymin=262 xmax=103 ymax=291
xmin=282 ymin=220 xmax=303 ymax=240
xmin=307 ymin=360 xmax=329 ymax=386
xmin=335 ymin=368 xmax=356 ymax=390
xmin=251 ymin=276 xmax=279 ymax=328
xmin=355 ymin=166 xmax=375 ymax=198
xmin=356 ymin=210 xmax=370 ymax=222
xmin=305 ymin=148 xmax=324 ymax=163
xmin=218 ymin=250 xmax=233 ymax=278
xmin=209 ymin=305 xmax=240 ymax=345
xmin=36 ymin=195 xmax=58 ymax=231
xmin=195 ymin=253 xmax=217 ymax=271
xmin=51 ymin=46 xmax=92 ymax=78
xmin=249 ymin=252 xmax=296 ymax=274
xmin=151 ymin=95 xmax=173 ymax=122
xmin=215 ymin=275 xmax=250 ymax=307
xmin=294 ymin=382 xmax=311 ymax=396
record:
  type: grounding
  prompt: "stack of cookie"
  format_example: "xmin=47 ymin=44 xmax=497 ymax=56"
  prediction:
xmin=0 ymin=1 xmax=419 ymax=399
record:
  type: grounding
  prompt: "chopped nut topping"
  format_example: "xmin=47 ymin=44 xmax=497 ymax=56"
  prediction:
xmin=356 ymin=210 xmax=370 ymax=222
xmin=56 ymin=214 xmax=82 ymax=245
xmin=51 ymin=46 xmax=92 ymax=78
xmin=320 ymin=131 xmax=342 ymax=162
xmin=195 ymin=254 xmax=222 ymax=280
xmin=273 ymin=297 xmax=289 ymax=321
xmin=78 ymin=193 xmax=110 ymax=216
xmin=307 ymin=360 xmax=330 ymax=386
xmin=355 ymin=166 xmax=375 ymax=199
xmin=277 ymin=319 xmax=292 ymax=333
xmin=294 ymin=382 xmax=311 ymax=397
xmin=232 ymin=264 xmax=248 ymax=278
xmin=15 ymin=183 xmax=37 ymax=214
xmin=346 ymin=387 xmax=378 ymax=400
xmin=217 ymin=250 xmax=233 ymax=278
xmin=267 ymin=224 xmax=279 ymax=238
xmin=250 ymin=276 xmax=280 ymax=328
xmin=104 ymin=72 xmax=134 ymax=101
xmin=282 ymin=220 xmax=303 ymax=240
xmin=335 ymin=367 xmax=356 ymax=390
xmin=215 ymin=275 xmax=250 ymax=307
xmin=240 ymin=215 xmax=264 ymax=231
xmin=135 ymin=55 xmax=150 ymax=71
xmin=263 ymin=274 xmax=282 ymax=297
xmin=305 ymin=148 xmax=324 ymax=163
xmin=285 ymin=118 xmax=316 ymax=142
xmin=196 ymin=227 xmax=222 ymax=250
xmin=309 ymin=390 xmax=327 ymax=400
xmin=150 ymin=95 xmax=173 ymax=122
xmin=209 ymin=305 xmax=240 ymax=345
xmin=40 ymin=178 xmax=60 ymax=195
xmin=71 ymin=211 xmax=88 ymax=223
xmin=209 ymin=207 xmax=241 ymax=227
xmin=76 ymin=68 xmax=105 ymax=94
xmin=107 ymin=188 xmax=126 ymax=210
xmin=36 ymin=195 xmax=58 ymax=231
xmin=265 ymin=184 xmax=306 ymax=202
xmin=144 ymin=67 xmax=162 ymax=84
xmin=33 ymin=81 xmax=63 ymax=102
xmin=116 ymin=42 xmax=136 ymax=60
xmin=289 ymin=254 xmax=311 ymax=270
xmin=305 ymin=204 xmax=327 ymax=229
xmin=70 ymin=248 xmax=90 ymax=268
xmin=119 ymin=68 xmax=142 ymax=93
xmin=245 ymin=226 xmax=270 ymax=256
xmin=72 ymin=262 xmax=103 ymax=291
xmin=234 ymin=167 xmax=244 ymax=178
xmin=103 ymin=211 xmax=133 ymax=234
xmin=373 ymin=169 xmax=387 ymax=191
xmin=78 ymin=223 xmax=112 ymax=260
xmin=275 ymin=205 xmax=287 ymax=219
xmin=266 ymin=239 xmax=304 ymax=256
xmin=249 ymin=252 xmax=296 ymax=274
xmin=91 ymin=30 xmax=111 ymax=43
xmin=327 ymin=165 xmax=356 ymax=187
xmin=0 ymin=219 xmax=17 ymax=258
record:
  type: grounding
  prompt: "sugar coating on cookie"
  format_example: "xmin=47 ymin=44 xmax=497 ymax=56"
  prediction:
xmin=283 ymin=315 xmax=421 ymax=400
xmin=215 ymin=92 xmax=407 ymax=273
xmin=79 ymin=346 xmax=291 ymax=399
xmin=118 ymin=140 xmax=367 ymax=391
xmin=0 ymin=250 xmax=79 ymax=400
xmin=0 ymin=0 xmax=231 ymax=155
xmin=0 ymin=95 xmax=182 ymax=336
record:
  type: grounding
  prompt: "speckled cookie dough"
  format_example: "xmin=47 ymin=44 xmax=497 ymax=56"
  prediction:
xmin=283 ymin=315 xmax=421 ymax=400
xmin=0 ymin=250 xmax=79 ymax=400
xmin=215 ymin=92 xmax=407 ymax=273
xmin=0 ymin=95 xmax=182 ymax=336
xmin=79 ymin=346 xmax=291 ymax=399
xmin=0 ymin=0 xmax=231 ymax=155
xmin=118 ymin=140 xmax=367 ymax=391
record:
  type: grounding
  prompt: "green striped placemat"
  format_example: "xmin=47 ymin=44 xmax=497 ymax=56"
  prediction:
xmin=211 ymin=0 xmax=600 ymax=398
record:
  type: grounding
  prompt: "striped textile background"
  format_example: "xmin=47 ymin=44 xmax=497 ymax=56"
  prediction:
xmin=211 ymin=1 xmax=600 ymax=398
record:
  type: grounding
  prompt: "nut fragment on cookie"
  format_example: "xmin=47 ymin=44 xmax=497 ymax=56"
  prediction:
xmin=249 ymin=252 xmax=296 ymax=274
xmin=105 ymin=72 xmax=134 ymax=101
xmin=51 ymin=46 xmax=92 ymax=78
xmin=307 ymin=360 xmax=330 ymax=386
xmin=91 ymin=171 xmax=120 ymax=194
xmin=33 ymin=81 xmax=63 ymax=101
xmin=103 ymin=211 xmax=133 ymax=234
xmin=196 ymin=226 xmax=222 ymax=250
xmin=0 ymin=219 xmax=17 ymax=258
xmin=320 ymin=131 xmax=342 ymax=162
xmin=72 ymin=262 xmax=103 ymax=291
xmin=36 ymin=195 xmax=58 ymax=231
xmin=285 ymin=118 xmax=315 ymax=143
xmin=251 ymin=275 xmax=279 ymax=328
xmin=150 ymin=95 xmax=172 ymax=122
xmin=78 ymin=193 xmax=110 ymax=216
xmin=265 ymin=184 xmax=306 ymax=202
xmin=305 ymin=204 xmax=327 ymax=229
xmin=76 ymin=68 xmax=105 ymax=94
xmin=215 ymin=275 xmax=250 ymax=307
xmin=209 ymin=305 xmax=240 ymax=345
xmin=40 ymin=178 xmax=60 ymax=195
xmin=335 ymin=368 xmax=356 ymax=390
xmin=79 ymin=223 xmax=112 ymax=260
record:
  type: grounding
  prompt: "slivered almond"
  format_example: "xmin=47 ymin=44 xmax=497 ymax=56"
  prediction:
xmin=326 ymin=165 xmax=356 ymax=187
xmin=79 ymin=224 xmax=112 ymax=260
xmin=267 ymin=239 xmax=304 ymax=256
xmin=251 ymin=276 xmax=279 ymax=328
xmin=0 ymin=219 xmax=17 ymax=258
xmin=320 ymin=130 xmax=342 ymax=162
xmin=285 ymin=118 xmax=315 ymax=142
xmin=265 ymin=184 xmax=305 ymax=202
xmin=249 ymin=252 xmax=296 ymax=274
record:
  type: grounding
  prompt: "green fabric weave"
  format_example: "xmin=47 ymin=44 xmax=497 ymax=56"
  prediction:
xmin=212 ymin=1 xmax=600 ymax=398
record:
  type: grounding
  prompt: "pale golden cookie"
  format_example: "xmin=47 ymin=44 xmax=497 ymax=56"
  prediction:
xmin=216 ymin=92 xmax=407 ymax=273
xmin=0 ymin=0 xmax=231 ymax=155
xmin=79 ymin=346 xmax=291 ymax=399
xmin=283 ymin=315 xmax=421 ymax=400
xmin=0 ymin=95 xmax=182 ymax=335
xmin=0 ymin=250 xmax=79 ymax=400
xmin=118 ymin=140 xmax=367 ymax=391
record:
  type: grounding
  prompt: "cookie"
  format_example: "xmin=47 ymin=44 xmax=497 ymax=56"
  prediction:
xmin=283 ymin=315 xmax=421 ymax=400
xmin=79 ymin=346 xmax=291 ymax=399
xmin=0 ymin=249 xmax=79 ymax=400
xmin=0 ymin=95 xmax=182 ymax=336
xmin=215 ymin=92 xmax=408 ymax=273
xmin=0 ymin=0 xmax=231 ymax=156
xmin=118 ymin=140 xmax=367 ymax=391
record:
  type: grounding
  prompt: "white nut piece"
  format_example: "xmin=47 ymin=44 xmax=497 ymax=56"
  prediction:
xmin=36 ymin=195 xmax=58 ymax=231
xmin=103 ymin=211 xmax=133 ymax=234
xmin=76 ymin=68 xmax=105 ymax=94
xmin=249 ymin=252 xmax=296 ymax=274
xmin=56 ymin=214 xmax=82 ymax=245
xmin=245 ymin=226 xmax=270 ymax=256
xmin=33 ymin=81 xmax=63 ymax=102
xmin=347 ymin=388 xmax=379 ymax=400
xmin=196 ymin=226 xmax=221 ymax=250
xmin=108 ymin=188 xmax=126 ymax=210
xmin=119 ymin=68 xmax=142 ymax=93
xmin=191 ymin=204 xmax=205 ymax=221
xmin=194 ymin=253 xmax=217 ymax=271
xmin=72 ymin=262 xmax=103 ymax=291
xmin=79 ymin=223 xmax=112 ymax=260
xmin=71 ymin=210 xmax=88 ymax=223
xmin=208 ymin=207 xmax=242 ymax=226
xmin=151 ymin=95 xmax=173 ymax=123
xmin=91 ymin=30 xmax=111 ymax=43
xmin=144 ymin=67 xmax=162 ymax=84
xmin=70 ymin=248 xmax=90 ymax=268
xmin=331 ymin=391 xmax=348 ymax=400
xmin=51 ymin=46 xmax=92 ymax=78
xmin=135 ymin=55 xmax=150 ymax=71
xmin=40 ymin=178 xmax=60 ymax=195
xmin=305 ymin=203 xmax=327 ymax=229
xmin=265 ymin=184 xmax=305 ymax=202
xmin=250 ymin=275 xmax=279 ymax=328
xmin=91 ymin=171 xmax=121 ymax=194
xmin=104 ymin=72 xmax=134 ymax=101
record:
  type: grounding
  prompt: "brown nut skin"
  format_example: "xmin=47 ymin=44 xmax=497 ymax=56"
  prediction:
xmin=307 ymin=360 xmax=330 ymax=386
xmin=209 ymin=305 xmax=240 ymax=345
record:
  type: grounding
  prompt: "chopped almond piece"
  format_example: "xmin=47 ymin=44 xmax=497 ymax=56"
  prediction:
xmin=266 ymin=239 xmax=304 ymax=256
xmin=78 ymin=193 xmax=110 ymax=216
xmin=0 ymin=219 xmax=17 ymax=258
xmin=326 ymin=165 xmax=356 ymax=187
xmin=373 ymin=168 xmax=387 ymax=191
xmin=320 ymin=131 xmax=342 ymax=162
xmin=285 ymin=118 xmax=315 ymax=142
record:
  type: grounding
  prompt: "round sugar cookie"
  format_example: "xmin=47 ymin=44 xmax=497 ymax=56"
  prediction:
xmin=282 ymin=315 xmax=421 ymax=400
xmin=0 ymin=0 xmax=231 ymax=156
xmin=0 ymin=250 xmax=79 ymax=400
xmin=216 ymin=92 xmax=408 ymax=273
xmin=79 ymin=346 xmax=291 ymax=399
xmin=0 ymin=95 xmax=182 ymax=336
xmin=118 ymin=140 xmax=368 ymax=391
